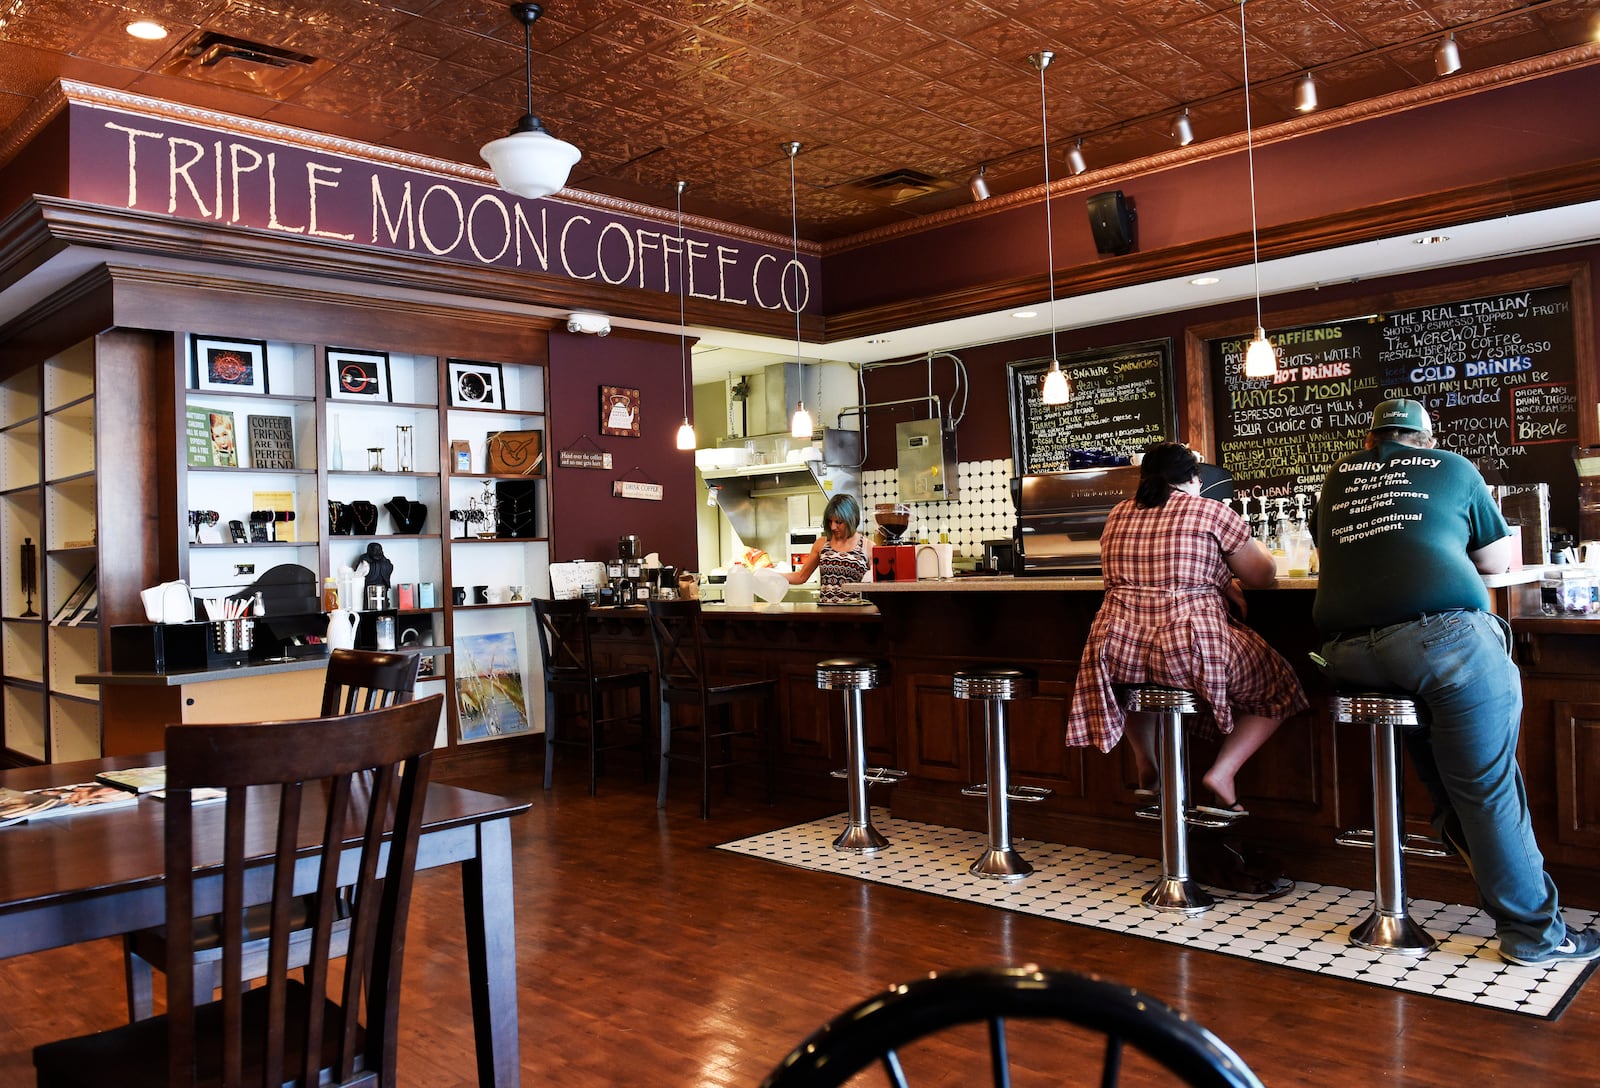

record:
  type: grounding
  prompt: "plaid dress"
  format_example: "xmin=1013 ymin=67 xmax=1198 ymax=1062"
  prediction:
xmin=1066 ymin=492 xmax=1308 ymax=752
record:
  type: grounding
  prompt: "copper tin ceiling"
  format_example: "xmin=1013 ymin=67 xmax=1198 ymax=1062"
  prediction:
xmin=0 ymin=0 xmax=1596 ymax=241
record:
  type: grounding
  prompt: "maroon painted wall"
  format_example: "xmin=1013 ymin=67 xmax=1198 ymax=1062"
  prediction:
xmin=825 ymin=66 xmax=1600 ymax=317
xmin=547 ymin=328 xmax=699 ymax=570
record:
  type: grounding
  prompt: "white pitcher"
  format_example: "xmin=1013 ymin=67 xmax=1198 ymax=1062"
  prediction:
xmin=1579 ymin=540 xmax=1600 ymax=567
xmin=325 ymin=610 xmax=359 ymax=651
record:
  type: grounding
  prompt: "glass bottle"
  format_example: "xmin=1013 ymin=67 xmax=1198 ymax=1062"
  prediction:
xmin=328 ymin=413 xmax=344 ymax=471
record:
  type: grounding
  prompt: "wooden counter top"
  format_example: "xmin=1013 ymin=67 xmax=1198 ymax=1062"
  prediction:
xmin=849 ymin=575 xmax=1320 ymax=592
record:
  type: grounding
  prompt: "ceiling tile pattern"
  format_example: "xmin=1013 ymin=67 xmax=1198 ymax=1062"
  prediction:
xmin=0 ymin=0 xmax=1595 ymax=239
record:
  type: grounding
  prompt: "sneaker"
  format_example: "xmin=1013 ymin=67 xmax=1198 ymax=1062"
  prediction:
xmin=1499 ymin=928 xmax=1600 ymax=966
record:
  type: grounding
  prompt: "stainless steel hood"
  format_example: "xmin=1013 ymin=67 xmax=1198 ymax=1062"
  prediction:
xmin=700 ymin=429 xmax=862 ymax=562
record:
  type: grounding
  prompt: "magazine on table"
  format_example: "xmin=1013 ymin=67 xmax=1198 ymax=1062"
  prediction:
xmin=0 ymin=782 xmax=139 ymax=825
xmin=94 ymin=764 xmax=167 ymax=794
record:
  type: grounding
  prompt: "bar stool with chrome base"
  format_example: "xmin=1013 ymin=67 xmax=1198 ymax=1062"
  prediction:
xmin=1333 ymin=691 xmax=1445 ymax=955
xmin=954 ymin=666 xmax=1050 ymax=880
xmin=1125 ymin=685 xmax=1225 ymax=915
xmin=816 ymin=657 xmax=905 ymax=853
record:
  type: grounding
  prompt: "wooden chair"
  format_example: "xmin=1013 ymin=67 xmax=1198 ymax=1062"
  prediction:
xmin=121 ymin=649 xmax=423 ymax=1021
xmin=34 ymin=695 xmax=444 ymax=1088
xmin=533 ymin=597 xmax=652 ymax=794
xmin=646 ymin=599 xmax=776 ymax=819
xmin=760 ymin=965 xmax=1265 ymax=1088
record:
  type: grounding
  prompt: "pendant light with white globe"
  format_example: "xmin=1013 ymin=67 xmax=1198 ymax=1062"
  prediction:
xmin=783 ymin=142 xmax=815 ymax=439
xmin=1029 ymin=51 xmax=1071 ymax=407
xmin=479 ymin=4 xmax=581 ymax=201
xmin=673 ymin=181 xmax=697 ymax=451
xmin=1238 ymin=1 xmax=1279 ymax=380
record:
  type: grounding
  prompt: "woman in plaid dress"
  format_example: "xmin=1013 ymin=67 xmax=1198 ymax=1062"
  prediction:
xmin=1067 ymin=443 xmax=1307 ymax=816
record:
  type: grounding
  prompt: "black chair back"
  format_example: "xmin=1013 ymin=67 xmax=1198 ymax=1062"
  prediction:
xmin=760 ymin=965 xmax=1265 ymax=1088
xmin=533 ymin=597 xmax=595 ymax=685
xmin=646 ymin=598 xmax=707 ymax=696
xmin=321 ymin=648 xmax=421 ymax=715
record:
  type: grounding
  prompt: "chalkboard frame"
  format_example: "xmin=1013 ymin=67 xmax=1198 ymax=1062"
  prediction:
xmin=1183 ymin=262 xmax=1596 ymax=459
xmin=1006 ymin=338 xmax=1177 ymax=476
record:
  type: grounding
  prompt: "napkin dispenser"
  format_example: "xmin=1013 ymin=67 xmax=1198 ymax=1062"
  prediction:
xmin=139 ymin=581 xmax=194 ymax=624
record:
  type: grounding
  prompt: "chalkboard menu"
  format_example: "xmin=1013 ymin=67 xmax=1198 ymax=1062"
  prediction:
xmin=1208 ymin=284 xmax=1580 ymax=523
xmin=1009 ymin=339 xmax=1176 ymax=475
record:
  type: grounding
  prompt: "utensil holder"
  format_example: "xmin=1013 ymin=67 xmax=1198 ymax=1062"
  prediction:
xmin=212 ymin=618 xmax=254 ymax=654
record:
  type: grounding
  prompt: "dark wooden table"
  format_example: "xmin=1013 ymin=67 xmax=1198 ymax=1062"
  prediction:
xmin=0 ymin=753 xmax=530 ymax=1088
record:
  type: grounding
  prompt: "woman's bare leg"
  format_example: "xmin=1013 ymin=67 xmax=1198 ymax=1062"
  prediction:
xmin=1200 ymin=713 xmax=1281 ymax=808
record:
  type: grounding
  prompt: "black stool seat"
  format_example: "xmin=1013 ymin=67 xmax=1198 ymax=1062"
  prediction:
xmin=953 ymin=666 xmax=1037 ymax=702
xmin=817 ymin=658 xmax=884 ymax=691
xmin=1331 ymin=689 xmax=1436 ymax=955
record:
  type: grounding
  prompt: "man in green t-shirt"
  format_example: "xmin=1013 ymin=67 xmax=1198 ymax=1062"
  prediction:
xmin=1313 ymin=398 xmax=1596 ymax=965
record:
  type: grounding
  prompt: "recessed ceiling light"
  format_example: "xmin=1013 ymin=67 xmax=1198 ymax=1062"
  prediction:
xmin=1412 ymin=235 xmax=1450 ymax=246
xmin=1011 ymin=310 xmax=1038 ymax=319
xmin=126 ymin=21 xmax=168 ymax=40
xmin=1189 ymin=276 xmax=1220 ymax=286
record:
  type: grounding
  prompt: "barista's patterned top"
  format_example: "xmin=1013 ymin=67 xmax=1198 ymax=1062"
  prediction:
xmin=818 ymin=537 xmax=870 ymax=605
xmin=1066 ymin=491 xmax=1308 ymax=750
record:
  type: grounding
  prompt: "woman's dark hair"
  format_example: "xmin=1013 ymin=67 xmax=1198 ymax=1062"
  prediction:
xmin=1134 ymin=441 xmax=1200 ymax=508
xmin=824 ymin=493 xmax=861 ymax=535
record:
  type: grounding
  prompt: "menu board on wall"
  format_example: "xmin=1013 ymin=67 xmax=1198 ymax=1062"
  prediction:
xmin=1208 ymin=283 xmax=1580 ymax=522
xmin=1008 ymin=339 xmax=1176 ymax=475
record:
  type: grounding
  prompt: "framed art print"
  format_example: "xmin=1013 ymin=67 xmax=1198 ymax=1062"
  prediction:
xmin=448 ymin=359 xmax=504 ymax=409
xmin=600 ymin=385 xmax=641 ymax=437
xmin=191 ymin=335 xmax=269 ymax=395
xmin=327 ymin=348 xmax=392 ymax=402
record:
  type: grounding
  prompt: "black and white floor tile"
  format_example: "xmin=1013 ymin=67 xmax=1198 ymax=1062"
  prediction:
xmin=719 ymin=811 xmax=1598 ymax=1020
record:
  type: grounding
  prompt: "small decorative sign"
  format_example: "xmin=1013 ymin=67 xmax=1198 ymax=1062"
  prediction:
xmin=558 ymin=449 xmax=613 ymax=469
xmin=247 ymin=414 xmax=296 ymax=469
xmin=612 ymin=480 xmax=663 ymax=501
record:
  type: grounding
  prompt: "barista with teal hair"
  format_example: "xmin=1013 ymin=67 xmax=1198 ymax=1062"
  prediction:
xmin=787 ymin=493 xmax=871 ymax=605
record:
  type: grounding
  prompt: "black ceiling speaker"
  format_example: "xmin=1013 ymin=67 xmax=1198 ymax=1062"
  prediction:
xmin=1086 ymin=190 xmax=1137 ymax=255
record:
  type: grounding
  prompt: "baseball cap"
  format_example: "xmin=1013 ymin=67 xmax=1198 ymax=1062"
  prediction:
xmin=1371 ymin=398 xmax=1431 ymax=433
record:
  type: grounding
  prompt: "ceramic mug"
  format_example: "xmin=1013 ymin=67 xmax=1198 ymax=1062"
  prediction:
xmin=473 ymin=585 xmax=489 ymax=604
xmin=485 ymin=587 xmax=505 ymax=604
xmin=452 ymin=587 xmax=467 ymax=606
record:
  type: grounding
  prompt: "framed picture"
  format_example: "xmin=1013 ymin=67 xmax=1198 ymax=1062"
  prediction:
xmin=326 ymin=348 xmax=391 ymax=402
xmin=448 ymin=359 xmax=504 ymax=409
xmin=191 ymin=335 xmax=269 ymax=395
xmin=454 ymin=630 xmax=532 ymax=742
xmin=600 ymin=385 xmax=641 ymax=437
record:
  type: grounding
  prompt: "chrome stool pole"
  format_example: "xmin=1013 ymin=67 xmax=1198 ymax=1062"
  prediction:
xmin=1127 ymin=685 xmax=1215 ymax=915
xmin=817 ymin=658 xmax=902 ymax=854
xmin=955 ymin=666 xmax=1049 ymax=881
xmin=1333 ymin=692 xmax=1437 ymax=955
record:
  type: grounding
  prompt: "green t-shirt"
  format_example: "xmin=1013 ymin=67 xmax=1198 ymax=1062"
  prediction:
xmin=1312 ymin=440 xmax=1509 ymax=634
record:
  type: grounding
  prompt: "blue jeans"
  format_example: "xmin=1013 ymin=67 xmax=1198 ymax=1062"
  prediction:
xmin=1319 ymin=609 xmax=1566 ymax=959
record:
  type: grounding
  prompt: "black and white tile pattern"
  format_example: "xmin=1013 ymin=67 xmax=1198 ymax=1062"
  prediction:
xmin=719 ymin=811 xmax=1597 ymax=1019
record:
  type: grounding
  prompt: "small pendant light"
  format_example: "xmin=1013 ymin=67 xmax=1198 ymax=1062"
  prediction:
xmin=673 ymin=180 xmax=696 ymax=451
xmin=783 ymin=141 xmax=815 ymax=439
xmin=1029 ymin=51 xmax=1071 ymax=407
xmin=1238 ymin=1 xmax=1278 ymax=380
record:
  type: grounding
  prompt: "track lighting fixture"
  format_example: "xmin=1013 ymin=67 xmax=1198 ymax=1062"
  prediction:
xmin=1067 ymin=139 xmax=1087 ymax=176
xmin=1434 ymin=33 xmax=1461 ymax=77
xmin=1294 ymin=72 xmax=1317 ymax=113
xmin=1172 ymin=108 xmax=1195 ymax=147
xmin=969 ymin=165 xmax=991 ymax=202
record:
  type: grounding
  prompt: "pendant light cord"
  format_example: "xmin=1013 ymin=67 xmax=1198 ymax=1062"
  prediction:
xmin=522 ymin=13 xmax=534 ymax=118
xmin=1240 ymin=1 xmax=1264 ymax=333
xmin=787 ymin=143 xmax=803 ymax=367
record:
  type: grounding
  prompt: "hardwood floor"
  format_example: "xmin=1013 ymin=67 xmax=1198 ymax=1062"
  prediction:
xmin=4 ymin=762 xmax=1599 ymax=1085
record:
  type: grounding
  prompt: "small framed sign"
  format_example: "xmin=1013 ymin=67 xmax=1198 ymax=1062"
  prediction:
xmin=448 ymin=359 xmax=504 ymax=408
xmin=327 ymin=348 xmax=392 ymax=402
xmin=191 ymin=335 xmax=269 ymax=395
xmin=600 ymin=385 xmax=641 ymax=437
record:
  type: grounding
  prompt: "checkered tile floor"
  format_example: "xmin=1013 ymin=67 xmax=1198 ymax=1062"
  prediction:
xmin=718 ymin=811 xmax=1598 ymax=1019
